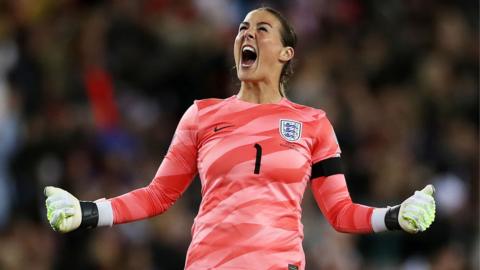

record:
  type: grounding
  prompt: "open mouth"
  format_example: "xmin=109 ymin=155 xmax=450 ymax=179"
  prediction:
xmin=241 ymin=45 xmax=257 ymax=68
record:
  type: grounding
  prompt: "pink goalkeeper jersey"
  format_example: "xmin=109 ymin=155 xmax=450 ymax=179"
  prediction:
xmin=109 ymin=95 xmax=374 ymax=269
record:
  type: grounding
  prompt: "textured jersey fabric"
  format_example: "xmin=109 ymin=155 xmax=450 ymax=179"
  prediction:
xmin=109 ymin=95 xmax=374 ymax=269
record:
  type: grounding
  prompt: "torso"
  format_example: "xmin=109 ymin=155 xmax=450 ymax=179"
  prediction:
xmin=185 ymin=96 xmax=326 ymax=270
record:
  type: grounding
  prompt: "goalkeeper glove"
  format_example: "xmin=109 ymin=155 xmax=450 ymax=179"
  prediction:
xmin=385 ymin=184 xmax=436 ymax=233
xmin=45 ymin=186 xmax=102 ymax=233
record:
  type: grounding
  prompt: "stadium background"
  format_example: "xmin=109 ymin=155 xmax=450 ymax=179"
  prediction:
xmin=0 ymin=0 xmax=478 ymax=269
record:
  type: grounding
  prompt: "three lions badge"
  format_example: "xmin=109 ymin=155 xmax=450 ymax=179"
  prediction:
xmin=279 ymin=119 xmax=302 ymax=142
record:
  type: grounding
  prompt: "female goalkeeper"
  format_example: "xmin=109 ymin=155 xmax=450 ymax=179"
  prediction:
xmin=45 ymin=7 xmax=436 ymax=270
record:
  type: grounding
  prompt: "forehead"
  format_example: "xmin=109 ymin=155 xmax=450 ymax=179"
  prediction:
xmin=242 ymin=9 xmax=281 ymax=27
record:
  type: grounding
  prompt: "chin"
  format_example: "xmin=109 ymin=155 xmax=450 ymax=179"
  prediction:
xmin=237 ymin=73 xmax=250 ymax=81
xmin=237 ymin=70 xmax=261 ymax=82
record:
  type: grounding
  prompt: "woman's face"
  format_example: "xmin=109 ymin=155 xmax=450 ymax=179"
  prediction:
xmin=234 ymin=9 xmax=292 ymax=84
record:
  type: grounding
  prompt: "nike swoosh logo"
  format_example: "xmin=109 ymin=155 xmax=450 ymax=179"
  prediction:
xmin=214 ymin=125 xmax=234 ymax=132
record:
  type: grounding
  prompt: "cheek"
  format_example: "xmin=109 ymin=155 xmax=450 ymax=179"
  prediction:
xmin=259 ymin=39 xmax=282 ymax=63
xmin=233 ymin=36 xmax=242 ymax=63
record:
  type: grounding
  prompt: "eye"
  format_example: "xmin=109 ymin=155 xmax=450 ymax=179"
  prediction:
xmin=258 ymin=26 xmax=268 ymax=32
xmin=239 ymin=25 xmax=247 ymax=31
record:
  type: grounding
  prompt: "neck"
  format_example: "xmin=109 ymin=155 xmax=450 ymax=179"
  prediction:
xmin=237 ymin=81 xmax=283 ymax=104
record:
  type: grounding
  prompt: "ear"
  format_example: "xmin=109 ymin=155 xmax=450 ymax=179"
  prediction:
xmin=279 ymin=46 xmax=294 ymax=62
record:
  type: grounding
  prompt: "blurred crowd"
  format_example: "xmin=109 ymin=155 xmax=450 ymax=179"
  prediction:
xmin=0 ymin=0 xmax=478 ymax=269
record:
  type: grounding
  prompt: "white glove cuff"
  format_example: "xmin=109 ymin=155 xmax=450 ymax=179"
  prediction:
xmin=371 ymin=207 xmax=389 ymax=233
xmin=95 ymin=199 xmax=113 ymax=227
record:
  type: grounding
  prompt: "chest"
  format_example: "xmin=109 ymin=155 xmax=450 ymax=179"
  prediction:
xmin=196 ymin=110 xmax=315 ymax=182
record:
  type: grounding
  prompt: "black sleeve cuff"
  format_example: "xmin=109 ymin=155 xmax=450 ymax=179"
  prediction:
xmin=385 ymin=205 xmax=402 ymax=230
xmin=79 ymin=201 xmax=99 ymax=229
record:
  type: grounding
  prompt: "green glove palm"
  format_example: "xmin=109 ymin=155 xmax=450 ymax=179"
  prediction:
xmin=399 ymin=185 xmax=436 ymax=233
xmin=45 ymin=186 xmax=82 ymax=233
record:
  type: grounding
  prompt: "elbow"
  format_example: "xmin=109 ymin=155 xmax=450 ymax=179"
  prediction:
xmin=324 ymin=212 xmax=347 ymax=233
xmin=325 ymin=207 xmax=374 ymax=234
xmin=332 ymin=225 xmax=351 ymax=233
xmin=146 ymin=181 xmax=176 ymax=214
xmin=324 ymin=202 xmax=354 ymax=233
xmin=329 ymin=218 xmax=349 ymax=233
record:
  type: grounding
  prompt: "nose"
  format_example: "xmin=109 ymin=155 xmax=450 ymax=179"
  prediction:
xmin=243 ymin=29 xmax=254 ymax=40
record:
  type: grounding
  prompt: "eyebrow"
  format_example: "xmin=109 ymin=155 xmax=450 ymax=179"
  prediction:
xmin=239 ymin=21 xmax=273 ymax=28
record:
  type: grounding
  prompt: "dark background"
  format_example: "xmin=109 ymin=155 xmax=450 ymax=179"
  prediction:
xmin=0 ymin=0 xmax=477 ymax=269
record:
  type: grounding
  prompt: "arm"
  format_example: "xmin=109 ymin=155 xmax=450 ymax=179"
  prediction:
xmin=45 ymin=103 xmax=199 ymax=232
xmin=310 ymin=115 xmax=435 ymax=234
xmin=311 ymin=169 xmax=374 ymax=233
xmin=108 ymin=103 xmax=198 ymax=224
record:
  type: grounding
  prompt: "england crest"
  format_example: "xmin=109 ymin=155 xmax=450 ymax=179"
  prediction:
xmin=279 ymin=119 xmax=302 ymax=142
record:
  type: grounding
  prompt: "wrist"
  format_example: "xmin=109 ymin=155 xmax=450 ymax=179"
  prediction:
xmin=77 ymin=199 xmax=114 ymax=230
xmin=371 ymin=205 xmax=403 ymax=232
xmin=371 ymin=208 xmax=389 ymax=232
xmin=95 ymin=199 xmax=113 ymax=227
xmin=79 ymin=201 xmax=99 ymax=229
xmin=385 ymin=205 xmax=402 ymax=231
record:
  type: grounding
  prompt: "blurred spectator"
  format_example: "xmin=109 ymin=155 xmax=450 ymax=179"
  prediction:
xmin=0 ymin=34 xmax=19 ymax=228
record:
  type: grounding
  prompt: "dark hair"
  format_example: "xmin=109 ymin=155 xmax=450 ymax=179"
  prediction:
xmin=257 ymin=7 xmax=297 ymax=96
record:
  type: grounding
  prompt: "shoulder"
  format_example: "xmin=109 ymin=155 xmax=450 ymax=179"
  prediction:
xmin=180 ymin=98 xmax=229 ymax=128
xmin=193 ymin=97 xmax=231 ymax=111
xmin=283 ymin=99 xmax=327 ymax=120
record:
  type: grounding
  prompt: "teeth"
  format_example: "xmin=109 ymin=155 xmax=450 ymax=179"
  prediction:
xmin=242 ymin=46 xmax=255 ymax=53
